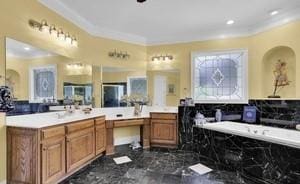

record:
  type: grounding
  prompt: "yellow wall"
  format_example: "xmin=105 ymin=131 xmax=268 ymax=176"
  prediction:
xmin=102 ymin=70 xmax=146 ymax=83
xmin=1 ymin=0 xmax=300 ymax=182
xmin=262 ymin=46 xmax=296 ymax=98
xmin=148 ymin=21 xmax=300 ymax=99
xmin=0 ymin=0 xmax=147 ymax=181
xmin=147 ymin=70 xmax=180 ymax=106
xmin=6 ymin=55 xmax=84 ymax=100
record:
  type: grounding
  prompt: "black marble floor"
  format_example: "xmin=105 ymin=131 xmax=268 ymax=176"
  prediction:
xmin=60 ymin=146 xmax=256 ymax=184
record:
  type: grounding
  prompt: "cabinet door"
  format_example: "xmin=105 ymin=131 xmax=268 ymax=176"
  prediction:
xmin=95 ymin=123 xmax=106 ymax=155
xmin=151 ymin=119 xmax=177 ymax=145
xmin=66 ymin=127 xmax=95 ymax=172
xmin=42 ymin=137 xmax=66 ymax=184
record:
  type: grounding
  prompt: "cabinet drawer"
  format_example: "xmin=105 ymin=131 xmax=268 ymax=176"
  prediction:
xmin=67 ymin=119 xmax=95 ymax=134
xmin=95 ymin=116 xmax=105 ymax=125
xmin=42 ymin=126 xmax=65 ymax=140
xmin=114 ymin=119 xmax=144 ymax=128
xmin=151 ymin=113 xmax=177 ymax=120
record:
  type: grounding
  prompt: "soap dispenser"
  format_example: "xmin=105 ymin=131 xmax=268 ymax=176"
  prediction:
xmin=215 ymin=109 xmax=222 ymax=122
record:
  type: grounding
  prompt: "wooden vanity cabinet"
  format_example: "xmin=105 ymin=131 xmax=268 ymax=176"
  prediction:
xmin=41 ymin=126 xmax=66 ymax=184
xmin=7 ymin=116 xmax=106 ymax=184
xmin=150 ymin=113 xmax=178 ymax=148
xmin=66 ymin=120 xmax=95 ymax=172
xmin=95 ymin=117 xmax=106 ymax=155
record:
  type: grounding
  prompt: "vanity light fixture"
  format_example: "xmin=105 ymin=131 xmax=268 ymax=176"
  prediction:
xmin=108 ymin=50 xmax=130 ymax=60
xmin=151 ymin=55 xmax=174 ymax=62
xmin=24 ymin=47 xmax=30 ymax=51
xmin=67 ymin=63 xmax=83 ymax=68
xmin=29 ymin=19 xmax=78 ymax=47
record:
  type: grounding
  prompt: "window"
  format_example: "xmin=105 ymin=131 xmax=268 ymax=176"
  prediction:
xmin=191 ymin=49 xmax=248 ymax=103
xmin=30 ymin=65 xmax=57 ymax=103
xmin=127 ymin=76 xmax=147 ymax=97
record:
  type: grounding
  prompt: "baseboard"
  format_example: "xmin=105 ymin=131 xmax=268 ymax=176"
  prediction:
xmin=0 ymin=180 xmax=6 ymax=184
xmin=114 ymin=135 xmax=140 ymax=146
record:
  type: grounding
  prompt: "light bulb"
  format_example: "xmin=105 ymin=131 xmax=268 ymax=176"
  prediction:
xmin=40 ymin=20 xmax=50 ymax=33
xmin=65 ymin=33 xmax=72 ymax=44
xmin=71 ymin=37 xmax=78 ymax=47
xmin=50 ymin=25 xmax=58 ymax=37
xmin=58 ymin=29 xmax=65 ymax=41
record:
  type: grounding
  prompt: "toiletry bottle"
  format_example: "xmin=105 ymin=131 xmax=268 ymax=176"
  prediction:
xmin=215 ymin=109 xmax=222 ymax=122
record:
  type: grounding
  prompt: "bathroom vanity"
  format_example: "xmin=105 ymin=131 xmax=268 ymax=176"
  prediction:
xmin=6 ymin=107 xmax=178 ymax=184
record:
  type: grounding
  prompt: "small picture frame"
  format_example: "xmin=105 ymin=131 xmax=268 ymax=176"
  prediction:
xmin=168 ymin=84 xmax=175 ymax=95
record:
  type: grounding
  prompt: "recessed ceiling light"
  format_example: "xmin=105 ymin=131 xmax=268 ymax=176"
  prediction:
xmin=227 ymin=20 xmax=235 ymax=25
xmin=24 ymin=47 xmax=30 ymax=51
xmin=270 ymin=10 xmax=279 ymax=16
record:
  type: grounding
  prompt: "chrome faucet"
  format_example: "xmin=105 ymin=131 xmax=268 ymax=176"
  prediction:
xmin=262 ymin=130 xmax=269 ymax=135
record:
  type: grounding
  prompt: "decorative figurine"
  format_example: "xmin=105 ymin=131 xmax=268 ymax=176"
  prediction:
xmin=0 ymin=86 xmax=15 ymax=112
xmin=268 ymin=59 xmax=291 ymax=98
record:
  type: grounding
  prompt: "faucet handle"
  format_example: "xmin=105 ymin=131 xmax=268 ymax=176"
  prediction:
xmin=262 ymin=130 xmax=269 ymax=135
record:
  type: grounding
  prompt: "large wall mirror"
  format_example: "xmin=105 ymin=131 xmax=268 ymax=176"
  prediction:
xmin=5 ymin=38 xmax=93 ymax=115
xmin=147 ymin=69 xmax=180 ymax=106
xmin=101 ymin=66 xmax=147 ymax=107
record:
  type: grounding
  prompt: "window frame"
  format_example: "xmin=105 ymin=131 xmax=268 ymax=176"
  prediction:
xmin=191 ymin=49 xmax=248 ymax=104
xmin=29 ymin=64 xmax=57 ymax=103
xmin=127 ymin=76 xmax=148 ymax=96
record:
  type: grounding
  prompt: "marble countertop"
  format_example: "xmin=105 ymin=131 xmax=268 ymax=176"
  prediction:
xmin=6 ymin=106 xmax=178 ymax=129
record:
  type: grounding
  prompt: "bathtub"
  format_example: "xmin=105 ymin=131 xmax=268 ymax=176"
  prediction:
xmin=200 ymin=121 xmax=300 ymax=149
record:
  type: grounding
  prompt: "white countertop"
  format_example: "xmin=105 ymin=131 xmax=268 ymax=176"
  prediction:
xmin=6 ymin=106 xmax=178 ymax=129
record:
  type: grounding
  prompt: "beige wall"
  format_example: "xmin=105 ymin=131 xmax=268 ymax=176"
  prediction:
xmin=1 ymin=0 xmax=300 ymax=182
xmin=147 ymin=70 xmax=180 ymax=106
xmin=6 ymin=55 xmax=81 ymax=100
xmin=0 ymin=0 xmax=147 ymax=181
xmin=148 ymin=21 xmax=300 ymax=99
xmin=102 ymin=70 xmax=146 ymax=83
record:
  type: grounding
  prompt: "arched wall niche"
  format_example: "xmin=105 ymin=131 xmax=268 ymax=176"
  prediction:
xmin=262 ymin=46 xmax=296 ymax=98
xmin=6 ymin=69 xmax=21 ymax=99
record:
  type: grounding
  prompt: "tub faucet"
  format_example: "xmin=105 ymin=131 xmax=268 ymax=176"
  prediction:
xmin=262 ymin=130 xmax=269 ymax=135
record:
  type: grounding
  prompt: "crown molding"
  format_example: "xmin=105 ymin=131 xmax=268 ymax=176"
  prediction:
xmin=39 ymin=0 xmax=300 ymax=46
xmin=38 ymin=0 xmax=147 ymax=45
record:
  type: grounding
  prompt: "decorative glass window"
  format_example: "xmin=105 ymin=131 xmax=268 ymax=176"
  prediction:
xmin=30 ymin=65 xmax=57 ymax=102
xmin=127 ymin=77 xmax=147 ymax=96
xmin=191 ymin=50 xmax=248 ymax=103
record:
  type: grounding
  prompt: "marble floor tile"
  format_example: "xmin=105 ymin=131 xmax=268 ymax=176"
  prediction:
xmin=60 ymin=145 xmax=256 ymax=184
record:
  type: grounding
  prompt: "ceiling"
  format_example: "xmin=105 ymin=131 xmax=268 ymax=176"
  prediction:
xmin=6 ymin=38 xmax=56 ymax=59
xmin=39 ymin=0 xmax=300 ymax=45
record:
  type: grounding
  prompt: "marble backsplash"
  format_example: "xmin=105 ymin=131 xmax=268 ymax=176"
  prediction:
xmin=178 ymin=99 xmax=300 ymax=150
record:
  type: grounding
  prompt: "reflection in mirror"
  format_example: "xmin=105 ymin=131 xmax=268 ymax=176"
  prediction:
xmin=147 ymin=69 xmax=180 ymax=106
xmin=5 ymin=38 xmax=92 ymax=116
xmin=101 ymin=66 xmax=147 ymax=107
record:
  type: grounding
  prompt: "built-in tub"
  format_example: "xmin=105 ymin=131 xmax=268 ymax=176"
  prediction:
xmin=200 ymin=121 xmax=300 ymax=149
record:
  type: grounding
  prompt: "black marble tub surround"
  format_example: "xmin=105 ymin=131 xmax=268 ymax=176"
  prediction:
xmin=249 ymin=100 xmax=300 ymax=128
xmin=193 ymin=127 xmax=300 ymax=184
xmin=179 ymin=103 xmax=246 ymax=150
xmin=179 ymin=99 xmax=300 ymax=150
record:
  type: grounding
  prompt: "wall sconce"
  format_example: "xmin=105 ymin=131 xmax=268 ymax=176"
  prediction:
xmin=67 ymin=63 xmax=83 ymax=68
xmin=29 ymin=19 xmax=78 ymax=47
xmin=151 ymin=54 xmax=174 ymax=62
xmin=108 ymin=50 xmax=130 ymax=60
